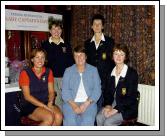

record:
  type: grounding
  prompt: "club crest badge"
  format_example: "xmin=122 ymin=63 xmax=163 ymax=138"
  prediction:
xmin=102 ymin=52 xmax=107 ymax=60
xmin=122 ymin=88 xmax=126 ymax=95
xmin=42 ymin=76 xmax=46 ymax=82
xmin=62 ymin=47 xmax=66 ymax=53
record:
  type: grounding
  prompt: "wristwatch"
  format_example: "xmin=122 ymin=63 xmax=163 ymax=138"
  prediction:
xmin=87 ymin=98 xmax=93 ymax=104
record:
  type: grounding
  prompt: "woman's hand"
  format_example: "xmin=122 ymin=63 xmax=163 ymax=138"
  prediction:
xmin=42 ymin=104 xmax=54 ymax=114
xmin=80 ymin=100 xmax=91 ymax=113
xmin=102 ymin=106 xmax=111 ymax=118
xmin=106 ymin=108 xmax=118 ymax=118
xmin=102 ymin=106 xmax=118 ymax=118
xmin=68 ymin=100 xmax=82 ymax=114
xmin=47 ymin=101 xmax=53 ymax=109
xmin=72 ymin=103 xmax=82 ymax=114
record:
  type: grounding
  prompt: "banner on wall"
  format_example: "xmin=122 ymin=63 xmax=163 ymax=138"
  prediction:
xmin=5 ymin=9 xmax=62 ymax=32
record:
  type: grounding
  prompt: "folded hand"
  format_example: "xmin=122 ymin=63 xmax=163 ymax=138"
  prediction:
xmin=80 ymin=100 xmax=90 ymax=113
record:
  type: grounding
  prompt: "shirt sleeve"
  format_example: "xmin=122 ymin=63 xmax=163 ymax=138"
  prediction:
xmin=48 ymin=69 xmax=54 ymax=83
xmin=19 ymin=70 xmax=30 ymax=86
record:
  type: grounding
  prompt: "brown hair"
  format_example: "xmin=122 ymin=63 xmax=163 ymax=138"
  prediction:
xmin=72 ymin=46 xmax=86 ymax=55
xmin=112 ymin=44 xmax=129 ymax=63
xmin=30 ymin=48 xmax=47 ymax=67
xmin=91 ymin=14 xmax=105 ymax=25
xmin=48 ymin=16 xmax=63 ymax=30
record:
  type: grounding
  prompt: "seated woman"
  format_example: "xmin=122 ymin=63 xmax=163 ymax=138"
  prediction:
xmin=62 ymin=46 xmax=101 ymax=126
xmin=19 ymin=48 xmax=63 ymax=126
xmin=96 ymin=44 xmax=139 ymax=126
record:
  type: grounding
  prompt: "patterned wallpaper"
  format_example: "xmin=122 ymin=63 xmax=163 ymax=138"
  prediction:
xmin=71 ymin=5 xmax=155 ymax=85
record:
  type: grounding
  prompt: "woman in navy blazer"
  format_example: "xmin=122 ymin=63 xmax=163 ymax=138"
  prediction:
xmin=62 ymin=46 xmax=101 ymax=126
xmin=96 ymin=44 xmax=139 ymax=125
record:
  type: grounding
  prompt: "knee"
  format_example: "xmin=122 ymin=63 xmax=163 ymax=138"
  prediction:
xmin=81 ymin=117 xmax=95 ymax=126
xmin=96 ymin=112 xmax=101 ymax=121
xmin=44 ymin=112 xmax=54 ymax=126
xmin=103 ymin=118 xmax=115 ymax=126
xmin=104 ymin=120 xmax=111 ymax=126
xmin=63 ymin=113 xmax=77 ymax=126
xmin=63 ymin=118 xmax=77 ymax=126
xmin=55 ymin=111 xmax=63 ymax=122
xmin=57 ymin=111 xmax=63 ymax=120
xmin=96 ymin=112 xmax=104 ymax=124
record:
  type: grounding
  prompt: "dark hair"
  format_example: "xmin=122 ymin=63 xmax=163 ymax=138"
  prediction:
xmin=30 ymin=48 xmax=47 ymax=67
xmin=72 ymin=46 xmax=86 ymax=55
xmin=112 ymin=44 xmax=129 ymax=63
xmin=48 ymin=16 xmax=63 ymax=30
xmin=91 ymin=14 xmax=105 ymax=25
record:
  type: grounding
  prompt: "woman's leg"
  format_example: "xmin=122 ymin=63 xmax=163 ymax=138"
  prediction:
xmin=49 ymin=105 xmax=63 ymax=126
xmin=80 ymin=103 xmax=97 ymax=126
xmin=54 ymin=78 xmax=63 ymax=109
xmin=96 ymin=108 xmax=106 ymax=126
xmin=28 ymin=107 xmax=54 ymax=126
xmin=62 ymin=103 xmax=78 ymax=126
xmin=104 ymin=113 xmax=123 ymax=126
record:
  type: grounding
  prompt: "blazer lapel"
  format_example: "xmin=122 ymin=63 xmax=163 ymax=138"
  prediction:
xmin=97 ymin=40 xmax=105 ymax=50
xmin=116 ymin=76 xmax=125 ymax=88
xmin=90 ymin=41 xmax=96 ymax=51
xmin=110 ymin=76 xmax=116 ymax=95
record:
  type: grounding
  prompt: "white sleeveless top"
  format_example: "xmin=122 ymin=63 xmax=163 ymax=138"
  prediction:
xmin=74 ymin=73 xmax=88 ymax=102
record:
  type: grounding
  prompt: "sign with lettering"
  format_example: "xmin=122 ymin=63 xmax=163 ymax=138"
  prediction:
xmin=5 ymin=9 xmax=62 ymax=31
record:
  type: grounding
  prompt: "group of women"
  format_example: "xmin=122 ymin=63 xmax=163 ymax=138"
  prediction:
xmin=19 ymin=14 xmax=139 ymax=126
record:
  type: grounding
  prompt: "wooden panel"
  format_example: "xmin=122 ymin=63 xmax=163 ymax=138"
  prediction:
xmin=71 ymin=5 xmax=155 ymax=85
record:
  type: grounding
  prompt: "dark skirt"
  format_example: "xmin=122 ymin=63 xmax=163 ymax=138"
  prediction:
xmin=21 ymin=103 xmax=37 ymax=117
xmin=21 ymin=101 xmax=48 ymax=117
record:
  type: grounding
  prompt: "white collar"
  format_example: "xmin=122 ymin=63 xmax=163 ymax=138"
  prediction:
xmin=49 ymin=37 xmax=64 ymax=45
xmin=90 ymin=33 xmax=105 ymax=42
xmin=111 ymin=64 xmax=128 ymax=78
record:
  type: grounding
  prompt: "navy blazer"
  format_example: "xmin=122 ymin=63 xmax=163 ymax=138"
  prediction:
xmin=84 ymin=35 xmax=115 ymax=81
xmin=41 ymin=40 xmax=74 ymax=77
xmin=103 ymin=66 xmax=139 ymax=120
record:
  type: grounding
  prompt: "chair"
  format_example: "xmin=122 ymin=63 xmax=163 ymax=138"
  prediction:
xmin=16 ymin=91 xmax=41 ymax=126
xmin=20 ymin=116 xmax=41 ymax=126
xmin=119 ymin=118 xmax=137 ymax=126
xmin=120 ymin=91 xmax=140 ymax=126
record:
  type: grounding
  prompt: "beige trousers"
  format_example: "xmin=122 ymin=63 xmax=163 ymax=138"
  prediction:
xmin=54 ymin=78 xmax=63 ymax=109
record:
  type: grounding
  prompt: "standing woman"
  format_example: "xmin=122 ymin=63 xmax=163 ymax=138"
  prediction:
xmin=84 ymin=14 xmax=115 ymax=111
xmin=19 ymin=48 xmax=63 ymax=126
xmin=41 ymin=17 xmax=74 ymax=109
xmin=96 ymin=44 xmax=139 ymax=126
xmin=62 ymin=46 xmax=101 ymax=126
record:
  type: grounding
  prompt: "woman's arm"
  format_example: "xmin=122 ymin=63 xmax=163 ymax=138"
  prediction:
xmin=126 ymin=69 xmax=139 ymax=101
xmin=47 ymin=69 xmax=55 ymax=107
xmin=48 ymin=82 xmax=55 ymax=106
xmin=62 ymin=69 xmax=73 ymax=102
xmin=88 ymin=68 xmax=102 ymax=103
xmin=68 ymin=100 xmax=82 ymax=114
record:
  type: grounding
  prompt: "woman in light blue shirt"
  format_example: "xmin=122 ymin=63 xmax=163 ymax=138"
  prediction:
xmin=62 ymin=46 xmax=101 ymax=126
